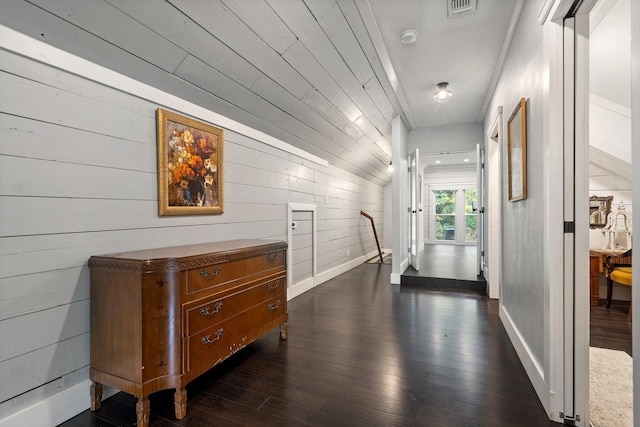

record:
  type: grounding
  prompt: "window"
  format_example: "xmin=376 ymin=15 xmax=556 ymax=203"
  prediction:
xmin=434 ymin=189 xmax=456 ymax=241
xmin=431 ymin=186 xmax=477 ymax=244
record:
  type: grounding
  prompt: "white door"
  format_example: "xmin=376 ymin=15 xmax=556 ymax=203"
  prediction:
xmin=561 ymin=9 xmax=590 ymax=424
xmin=409 ymin=149 xmax=420 ymax=270
xmin=476 ymin=144 xmax=485 ymax=276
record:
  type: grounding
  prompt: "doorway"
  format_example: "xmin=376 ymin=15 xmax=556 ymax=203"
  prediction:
xmin=586 ymin=0 xmax=633 ymax=425
xmin=556 ymin=0 xmax=633 ymax=424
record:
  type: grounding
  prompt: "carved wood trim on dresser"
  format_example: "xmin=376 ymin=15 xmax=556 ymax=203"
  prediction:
xmin=88 ymin=239 xmax=288 ymax=427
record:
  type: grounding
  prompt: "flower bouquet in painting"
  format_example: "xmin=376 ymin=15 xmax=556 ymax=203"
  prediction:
xmin=157 ymin=108 xmax=223 ymax=215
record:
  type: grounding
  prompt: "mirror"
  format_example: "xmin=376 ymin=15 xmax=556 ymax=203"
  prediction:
xmin=589 ymin=195 xmax=613 ymax=229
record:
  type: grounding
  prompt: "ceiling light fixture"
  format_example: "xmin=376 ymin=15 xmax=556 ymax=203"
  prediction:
xmin=387 ymin=160 xmax=394 ymax=172
xmin=401 ymin=29 xmax=418 ymax=44
xmin=433 ymin=82 xmax=453 ymax=102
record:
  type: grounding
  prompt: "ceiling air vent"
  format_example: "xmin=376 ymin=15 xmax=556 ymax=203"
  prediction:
xmin=447 ymin=0 xmax=477 ymax=18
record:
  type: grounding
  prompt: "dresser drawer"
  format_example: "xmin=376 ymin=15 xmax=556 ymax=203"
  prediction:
xmin=185 ymin=251 xmax=285 ymax=295
xmin=186 ymin=294 xmax=286 ymax=372
xmin=183 ymin=275 xmax=285 ymax=337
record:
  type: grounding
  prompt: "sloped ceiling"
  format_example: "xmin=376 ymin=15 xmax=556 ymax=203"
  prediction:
xmin=589 ymin=0 xmax=631 ymax=176
xmin=0 ymin=0 xmax=520 ymax=185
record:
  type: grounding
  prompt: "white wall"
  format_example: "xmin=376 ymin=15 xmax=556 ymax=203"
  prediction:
xmin=588 ymin=0 xmax=633 ymax=304
xmin=383 ymin=182 xmax=392 ymax=250
xmin=0 ymin=46 xmax=384 ymax=425
xmin=483 ymin=0 xmax=551 ymax=415
xmin=409 ymin=122 xmax=483 ymax=154
xmin=390 ymin=116 xmax=409 ymax=284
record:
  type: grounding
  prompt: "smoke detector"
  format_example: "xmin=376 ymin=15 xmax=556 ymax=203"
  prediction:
xmin=447 ymin=0 xmax=477 ymax=18
xmin=400 ymin=29 xmax=417 ymax=44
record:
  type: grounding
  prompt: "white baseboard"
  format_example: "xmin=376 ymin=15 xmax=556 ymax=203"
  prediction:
xmin=499 ymin=304 xmax=550 ymax=414
xmin=288 ymin=250 xmax=382 ymax=300
xmin=400 ymin=256 xmax=409 ymax=272
xmin=287 ymin=276 xmax=315 ymax=300
xmin=315 ymin=251 xmax=375 ymax=286
xmin=0 ymin=379 xmax=117 ymax=427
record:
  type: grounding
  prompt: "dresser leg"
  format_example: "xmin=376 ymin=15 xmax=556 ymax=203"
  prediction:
xmin=280 ymin=322 xmax=288 ymax=340
xmin=175 ymin=388 xmax=187 ymax=419
xmin=90 ymin=382 xmax=103 ymax=411
xmin=136 ymin=397 xmax=150 ymax=427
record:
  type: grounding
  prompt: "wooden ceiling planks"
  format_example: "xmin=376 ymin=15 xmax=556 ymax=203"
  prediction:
xmin=4 ymin=0 xmax=398 ymax=184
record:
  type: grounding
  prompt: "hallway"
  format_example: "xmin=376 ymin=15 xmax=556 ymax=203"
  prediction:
xmin=401 ymin=244 xmax=486 ymax=294
xmin=61 ymin=262 xmax=554 ymax=427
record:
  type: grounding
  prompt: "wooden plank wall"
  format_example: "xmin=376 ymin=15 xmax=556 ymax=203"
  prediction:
xmin=0 ymin=0 xmax=398 ymax=187
xmin=0 ymin=47 xmax=383 ymax=419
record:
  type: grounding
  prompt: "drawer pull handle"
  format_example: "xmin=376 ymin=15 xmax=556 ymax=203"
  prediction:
xmin=266 ymin=253 xmax=279 ymax=263
xmin=201 ymin=328 xmax=223 ymax=345
xmin=200 ymin=302 xmax=223 ymax=317
xmin=200 ymin=266 xmax=221 ymax=278
xmin=267 ymin=280 xmax=280 ymax=290
xmin=267 ymin=300 xmax=281 ymax=311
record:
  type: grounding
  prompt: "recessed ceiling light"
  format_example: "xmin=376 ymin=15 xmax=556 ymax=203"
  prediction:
xmin=435 ymin=160 xmax=441 ymax=164
xmin=464 ymin=158 xmax=469 ymax=162
xmin=401 ymin=29 xmax=418 ymax=44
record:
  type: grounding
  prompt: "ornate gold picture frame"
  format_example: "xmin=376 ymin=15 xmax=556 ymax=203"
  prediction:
xmin=157 ymin=108 xmax=224 ymax=216
xmin=507 ymin=98 xmax=527 ymax=202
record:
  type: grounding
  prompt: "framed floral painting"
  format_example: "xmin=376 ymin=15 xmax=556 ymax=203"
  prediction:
xmin=157 ymin=108 xmax=224 ymax=216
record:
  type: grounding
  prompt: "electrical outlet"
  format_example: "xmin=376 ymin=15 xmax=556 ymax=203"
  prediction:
xmin=346 ymin=249 xmax=350 ymax=257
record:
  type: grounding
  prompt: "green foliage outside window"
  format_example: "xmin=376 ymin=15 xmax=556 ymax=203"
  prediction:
xmin=465 ymin=189 xmax=478 ymax=242
xmin=435 ymin=190 xmax=456 ymax=240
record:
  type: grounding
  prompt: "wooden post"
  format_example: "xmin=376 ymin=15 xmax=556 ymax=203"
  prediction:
xmin=360 ymin=211 xmax=384 ymax=264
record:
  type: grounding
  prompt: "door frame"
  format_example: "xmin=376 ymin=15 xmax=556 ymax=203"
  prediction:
xmin=409 ymin=149 xmax=422 ymax=270
xmin=486 ymin=107 xmax=503 ymax=300
xmin=545 ymin=0 xmax=595 ymax=423
xmin=287 ymin=203 xmax=318 ymax=300
xmin=428 ymin=184 xmax=478 ymax=245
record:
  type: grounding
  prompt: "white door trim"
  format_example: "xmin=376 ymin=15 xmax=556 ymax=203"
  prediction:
xmin=486 ymin=106 xmax=503 ymax=300
xmin=287 ymin=203 xmax=317 ymax=300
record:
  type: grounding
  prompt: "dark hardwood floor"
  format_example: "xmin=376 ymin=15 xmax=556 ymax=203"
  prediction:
xmin=590 ymin=298 xmax=632 ymax=356
xmin=61 ymin=262 xmax=564 ymax=427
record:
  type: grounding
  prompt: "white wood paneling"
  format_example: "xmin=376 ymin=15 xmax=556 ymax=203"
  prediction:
xmin=0 ymin=42 xmax=384 ymax=424
xmin=0 ymin=268 xmax=88 ymax=321
xmin=104 ymin=0 xmax=264 ymax=88
xmin=28 ymin=0 xmax=189 ymax=72
xmin=220 ymin=0 xmax=297 ymax=55
xmin=170 ymin=0 xmax=311 ymax=98
xmin=0 ymin=0 xmax=396 ymax=185
xmin=173 ymin=55 xmax=286 ymax=124
xmin=0 ymin=334 xmax=89 ymax=403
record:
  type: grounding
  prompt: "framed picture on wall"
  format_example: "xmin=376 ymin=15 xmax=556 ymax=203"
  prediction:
xmin=157 ymin=108 xmax=224 ymax=216
xmin=507 ymin=98 xmax=527 ymax=202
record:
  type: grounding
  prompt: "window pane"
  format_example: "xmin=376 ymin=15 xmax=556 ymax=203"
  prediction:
xmin=436 ymin=215 xmax=456 ymax=241
xmin=434 ymin=190 xmax=456 ymax=241
xmin=465 ymin=215 xmax=477 ymax=242
xmin=435 ymin=190 xmax=456 ymax=214
xmin=465 ymin=189 xmax=477 ymax=214
xmin=465 ymin=189 xmax=477 ymax=242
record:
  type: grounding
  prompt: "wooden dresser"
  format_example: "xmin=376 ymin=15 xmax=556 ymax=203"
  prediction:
xmin=88 ymin=239 xmax=288 ymax=427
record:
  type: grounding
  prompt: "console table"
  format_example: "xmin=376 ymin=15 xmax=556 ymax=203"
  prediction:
xmin=589 ymin=249 xmax=628 ymax=306
xmin=88 ymin=239 xmax=288 ymax=427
